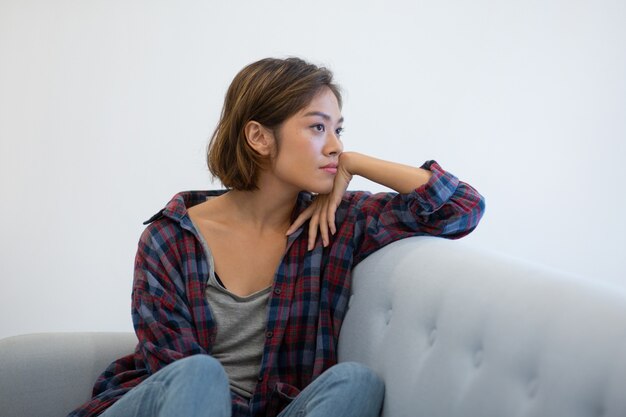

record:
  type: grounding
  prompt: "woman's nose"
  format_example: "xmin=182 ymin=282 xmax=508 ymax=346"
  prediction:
xmin=324 ymin=131 xmax=343 ymax=156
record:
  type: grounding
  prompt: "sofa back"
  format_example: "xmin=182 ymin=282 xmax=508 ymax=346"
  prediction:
xmin=338 ymin=236 xmax=626 ymax=417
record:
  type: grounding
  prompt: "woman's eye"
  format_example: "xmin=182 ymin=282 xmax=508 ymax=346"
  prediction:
xmin=312 ymin=124 xmax=325 ymax=132
xmin=335 ymin=127 xmax=344 ymax=137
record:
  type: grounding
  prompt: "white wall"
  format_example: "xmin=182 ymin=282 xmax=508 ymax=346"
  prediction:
xmin=1 ymin=0 xmax=625 ymax=339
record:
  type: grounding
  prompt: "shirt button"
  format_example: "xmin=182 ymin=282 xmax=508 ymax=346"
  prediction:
xmin=274 ymin=288 xmax=281 ymax=295
xmin=257 ymin=374 xmax=263 ymax=381
xmin=266 ymin=331 xmax=273 ymax=338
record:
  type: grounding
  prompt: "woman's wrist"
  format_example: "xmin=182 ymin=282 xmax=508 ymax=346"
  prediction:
xmin=338 ymin=151 xmax=361 ymax=177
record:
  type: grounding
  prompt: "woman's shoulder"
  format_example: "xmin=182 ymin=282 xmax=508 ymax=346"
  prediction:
xmin=138 ymin=190 xmax=226 ymax=248
xmin=143 ymin=190 xmax=227 ymax=223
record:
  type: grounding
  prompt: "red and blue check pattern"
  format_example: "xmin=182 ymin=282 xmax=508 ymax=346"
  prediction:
xmin=68 ymin=161 xmax=484 ymax=417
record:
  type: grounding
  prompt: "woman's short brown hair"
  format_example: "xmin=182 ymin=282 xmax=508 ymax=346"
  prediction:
xmin=207 ymin=57 xmax=342 ymax=190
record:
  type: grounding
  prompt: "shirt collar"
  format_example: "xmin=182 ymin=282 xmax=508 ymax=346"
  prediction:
xmin=144 ymin=190 xmax=314 ymax=227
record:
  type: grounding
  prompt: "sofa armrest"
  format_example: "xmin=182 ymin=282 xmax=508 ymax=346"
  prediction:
xmin=339 ymin=236 xmax=626 ymax=417
xmin=0 ymin=332 xmax=136 ymax=417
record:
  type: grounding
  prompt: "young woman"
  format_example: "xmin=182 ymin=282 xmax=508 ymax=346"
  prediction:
xmin=69 ymin=57 xmax=485 ymax=417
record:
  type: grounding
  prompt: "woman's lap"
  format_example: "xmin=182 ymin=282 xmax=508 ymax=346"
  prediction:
xmin=100 ymin=358 xmax=383 ymax=417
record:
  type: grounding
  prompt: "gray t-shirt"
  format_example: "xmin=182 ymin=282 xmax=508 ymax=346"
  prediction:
xmin=192 ymin=219 xmax=270 ymax=399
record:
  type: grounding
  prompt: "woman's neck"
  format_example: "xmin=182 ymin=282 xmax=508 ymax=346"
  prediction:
xmin=221 ymin=188 xmax=298 ymax=234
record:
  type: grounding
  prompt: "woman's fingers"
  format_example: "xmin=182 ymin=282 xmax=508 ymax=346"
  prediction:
xmin=286 ymin=192 xmax=343 ymax=250
xmin=327 ymin=199 xmax=337 ymax=236
xmin=326 ymin=174 xmax=348 ymax=236
xmin=286 ymin=204 xmax=314 ymax=236
xmin=307 ymin=208 xmax=320 ymax=251
xmin=319 ymin=200 xmax=329 ymax=247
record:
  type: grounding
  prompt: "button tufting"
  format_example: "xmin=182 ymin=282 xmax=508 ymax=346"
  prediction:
xmin=428 ymin=328 xmax=437 ymax=346
xmin=473 ymin=349 xmax=483 ymax=367
xmin=384 ymin=309 xmax=393 ymax=325
xmin=527 ymin=378 xmax=538 ymax=398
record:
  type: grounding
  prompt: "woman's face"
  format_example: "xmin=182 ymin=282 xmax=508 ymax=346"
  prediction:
xmin=270 ymin=87 xmax=344 ymax=194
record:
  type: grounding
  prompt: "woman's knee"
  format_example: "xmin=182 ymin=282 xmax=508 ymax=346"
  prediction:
xmin=329 ymin=362 xmax=385 ymax=397
xmin=173 ymin=355 xmax=228 ymax=379
xmin=101 ymin=355 xmax=229 ymax=417
xmin=161 ymin=354 xmax=228 ymax=386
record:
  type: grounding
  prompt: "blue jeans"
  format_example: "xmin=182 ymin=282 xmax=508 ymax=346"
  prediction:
xmin=100 ymin=354 xmax=384 ymax=417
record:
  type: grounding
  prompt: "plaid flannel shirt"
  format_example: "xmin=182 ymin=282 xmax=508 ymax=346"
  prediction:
xmin=68 ymin=160 xmax=485 ymax=417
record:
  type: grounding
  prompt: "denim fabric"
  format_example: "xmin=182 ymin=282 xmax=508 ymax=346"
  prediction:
xmin=100 ymin=356 xmax=383 ymax=417
xmin=277 ymin=362 xmax=384 ymax=417
xmin=100 ymin=355 xmax=231 ymax=417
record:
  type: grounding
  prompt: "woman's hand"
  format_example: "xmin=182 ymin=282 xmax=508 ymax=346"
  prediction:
xmin=285 ymin=151 xmax=434 ymax=249
xmin=286 ymin=154 xmax=353 ymax=250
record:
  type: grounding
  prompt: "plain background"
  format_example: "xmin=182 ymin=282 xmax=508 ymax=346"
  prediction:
xmin=1 ymin=0 xmax=625 ymax=339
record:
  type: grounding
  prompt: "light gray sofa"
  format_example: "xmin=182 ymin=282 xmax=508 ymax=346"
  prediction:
xmin=2 ymin=236 xmax=626 ymax=417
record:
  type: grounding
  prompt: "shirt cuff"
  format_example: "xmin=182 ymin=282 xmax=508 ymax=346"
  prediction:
xmin=402 ymin=160 xmax=460 ymax=214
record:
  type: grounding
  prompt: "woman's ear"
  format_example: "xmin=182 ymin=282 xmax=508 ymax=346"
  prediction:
xmin=244 ymin=121 xmax=274 ymax=156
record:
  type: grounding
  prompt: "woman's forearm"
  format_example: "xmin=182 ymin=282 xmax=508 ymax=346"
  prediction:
xmin=340 ymin=151 xmax=433 ymax=194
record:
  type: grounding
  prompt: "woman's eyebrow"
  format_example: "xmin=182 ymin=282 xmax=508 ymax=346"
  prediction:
xmin=303 ymin=111 xmax=344 ymax=124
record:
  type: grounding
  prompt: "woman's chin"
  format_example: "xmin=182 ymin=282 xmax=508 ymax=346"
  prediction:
xmin=307 ymin=183 xmax=334 ymax=195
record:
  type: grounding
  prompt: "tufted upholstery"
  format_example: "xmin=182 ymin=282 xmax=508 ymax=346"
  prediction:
xmin=2 ymin=236 xmax=626 ymax=417
xmin=338 ymin=236 xmax=626 ymax=417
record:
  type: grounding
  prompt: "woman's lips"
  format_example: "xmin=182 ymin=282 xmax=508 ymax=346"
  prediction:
xmin=320 ymin=164 xmax=338 ymax=174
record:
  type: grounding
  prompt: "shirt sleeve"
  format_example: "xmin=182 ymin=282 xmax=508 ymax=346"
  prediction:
xmin=131 ymin=222 xmax=211 ymax=374
xmin=349 ymin=160 xmax=485 ymax=265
